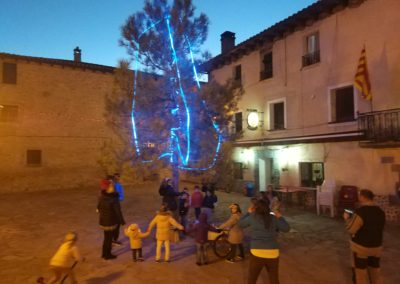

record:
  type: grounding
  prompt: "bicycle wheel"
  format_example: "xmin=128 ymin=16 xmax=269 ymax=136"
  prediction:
xmin=213 ymin=233 xmax=231 ymax=258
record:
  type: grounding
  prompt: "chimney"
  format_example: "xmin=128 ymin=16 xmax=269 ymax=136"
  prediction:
xmin=220 ymin=31 xmax=235 ymax=54
xmin=73 ymin=47 xmax=81 ymax=62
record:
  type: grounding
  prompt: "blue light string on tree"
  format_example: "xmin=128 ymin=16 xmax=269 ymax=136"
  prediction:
xmin=131 ymin=15 xmax=223 ymax=171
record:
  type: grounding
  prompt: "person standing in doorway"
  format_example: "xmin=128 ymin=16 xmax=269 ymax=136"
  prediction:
xmin=343 ymin=189 xmax=385 ymax=284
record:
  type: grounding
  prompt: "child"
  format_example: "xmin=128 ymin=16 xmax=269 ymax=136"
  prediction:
xmin=179 ymin=187 xmax=190 ymax=230
xmin=147 ymin=203 xmax=184 ymax=262
xmin=187 ymin=213 xmax=219 ymax=266
xmin=48 ymin=232 xmax=84 ymax=284
xmin=191 ymin=185 xmax=203 ymax=220
xmin=218 ymin=203 xmax=245 ymax=263
xmin=124 ymin=224 xmax=150 ymax=262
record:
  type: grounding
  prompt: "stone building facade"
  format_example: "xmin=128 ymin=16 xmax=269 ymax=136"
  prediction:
xmin=204 ymin=0 xmax=400 ymax=195
xmin=0 ymin=50 xmax=118 ymax=192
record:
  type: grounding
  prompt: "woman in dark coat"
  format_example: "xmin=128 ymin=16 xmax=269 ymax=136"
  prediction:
xmin=160 ymin=178 xmax=180 ymax=213
xmin=97 ymin=180 xmax=125 ymax=260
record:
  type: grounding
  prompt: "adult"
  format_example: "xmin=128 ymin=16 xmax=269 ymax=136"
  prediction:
xmin=238 ymin=199 xmax=290 ymax=284
xmin=112 ymin=173 xmax=124 ymax=246
xmin=191 ymin=185 xmax=204 ymax=220
xmin=263 ymin=184 xmax=280 ymax=212
xmin=113 ymin=173 xmax=124 ymax=202
xmin=159 ymin=178 xmax=180 ymax=214
xmin=178 ymin=187 xmax=190 ymax=230
xmin=97 ymin=180 xmax=125 ymax=260
xmin=343 ymin=189 xmax=385 ymax=284
xmin=201 ymin=190 xmax=218 ymax=223
xmin=218 ymin=203 xmax=244 ymax=263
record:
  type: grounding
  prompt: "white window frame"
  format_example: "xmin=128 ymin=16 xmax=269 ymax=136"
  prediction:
xmin=267 ymin=98 xmax=287 ymax=131
xmin=327 ymin=83 xmax=358 ymax=124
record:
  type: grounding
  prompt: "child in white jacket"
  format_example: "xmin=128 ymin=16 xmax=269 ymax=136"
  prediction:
xmin=48 ymin=232 xmax=83 ymax=284
xmin=124 ymin=223 xmax=150 ymax=261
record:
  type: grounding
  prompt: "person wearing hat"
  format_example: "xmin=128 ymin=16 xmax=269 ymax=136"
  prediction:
xmin=147 ymin=203 xmax=184 ymax=262
xmin=124 ymin=223 xmax=150 ymax=262
xmin=47 ymin=232 xmax=83 ymax=284
xmin=97 ymin=180 xmax=125 ymax=260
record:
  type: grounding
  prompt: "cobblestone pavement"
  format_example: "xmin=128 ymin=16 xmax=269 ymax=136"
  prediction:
xmin=1 ymin=182 xmax=399 ymax=284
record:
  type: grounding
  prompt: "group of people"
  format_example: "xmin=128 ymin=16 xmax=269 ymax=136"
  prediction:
xmin=44 ymin=175 xmax=386 ymax=284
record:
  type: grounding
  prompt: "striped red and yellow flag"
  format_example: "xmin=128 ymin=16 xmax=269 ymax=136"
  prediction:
xmin=354 ymin=47 xmax=372 ymax=101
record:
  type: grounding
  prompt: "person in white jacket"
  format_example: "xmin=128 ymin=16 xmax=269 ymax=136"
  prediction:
xmin=48 ymin=232 xmax=83 ymax=284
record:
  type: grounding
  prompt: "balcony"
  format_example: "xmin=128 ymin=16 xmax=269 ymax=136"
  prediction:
xmin=358 ymin=108 xmax=400 ymax=148
xmin=302 ymin=50 xmax=320 ymax=67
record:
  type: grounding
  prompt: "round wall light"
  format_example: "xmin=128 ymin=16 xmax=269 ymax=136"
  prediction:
xmin=247 ymin=111 xmax=259 ymax=130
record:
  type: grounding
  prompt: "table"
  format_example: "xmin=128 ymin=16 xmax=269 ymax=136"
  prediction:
xmin=274 ymin=186 xmax=316 ymax=208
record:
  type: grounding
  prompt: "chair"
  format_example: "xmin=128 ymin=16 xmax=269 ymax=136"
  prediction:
xmin=316 ymin=180 xmax=336 ymax=218
xmin=337 ymin=185 xmax=358 ymax=214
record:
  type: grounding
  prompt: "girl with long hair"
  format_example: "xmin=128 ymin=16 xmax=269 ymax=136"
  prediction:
xmin=238 ymin=199 xmax=290 ymax=284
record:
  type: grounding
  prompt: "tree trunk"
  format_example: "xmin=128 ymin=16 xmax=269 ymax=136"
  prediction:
xmin=172 ymin=164 xmax=180 ymax=192
xmin=171 ymin=149 xmax=180 ymax=192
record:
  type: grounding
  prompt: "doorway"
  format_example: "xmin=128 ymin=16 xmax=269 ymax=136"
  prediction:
xmin=299 ymin=162 xmax=324 ymax=187
xmin=259 ymin=158 xmax=272 ymax=191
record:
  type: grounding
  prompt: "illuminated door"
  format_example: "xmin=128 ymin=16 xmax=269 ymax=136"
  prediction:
xmin=259 ymin=158 xmax=272 ymax=191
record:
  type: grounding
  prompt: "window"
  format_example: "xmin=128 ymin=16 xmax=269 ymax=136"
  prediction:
xmin=234 ymin=65 xmax=241 ymax=82
xmin=2 ymin=62 xmax=17 ymax=84
xmin=330 ymin=86 xmax=355 ymax=123
xmin=234 ymin=112 xmax=243 ymax=133
xmin=0 ymin=105 xmax=18 ymax=122
xmin=302 ymin=32 xmax=320 ymax=67
xmin=233 ymin=162 xmax=243 ymax=180
xmin=299 ymin=162 xmax=324 ymax=187
xmin=27 ymin=150 xmax=42 ymax=166
xmin=268 ymin=100 xmax=285 ymax=130
xmin=260 ymin=52 xmax=273 ymax=80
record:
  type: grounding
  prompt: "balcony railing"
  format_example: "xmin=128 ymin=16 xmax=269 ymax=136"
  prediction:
xmin=358 ymin=108 xmax=400 ymax=144
xmin=302 ymin=50 xmax=320 ymax=67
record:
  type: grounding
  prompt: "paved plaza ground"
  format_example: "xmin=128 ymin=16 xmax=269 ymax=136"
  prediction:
xmin=1 ymin=182 xmax=399 ymax=284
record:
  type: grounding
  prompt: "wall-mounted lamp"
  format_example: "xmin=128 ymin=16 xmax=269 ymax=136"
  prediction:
xmin=247 ymin=109 xmax=259 ymax=130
